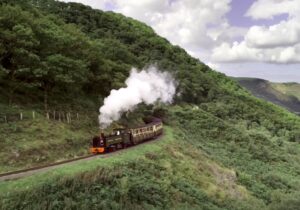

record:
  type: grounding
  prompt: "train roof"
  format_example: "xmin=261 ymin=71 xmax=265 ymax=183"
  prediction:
xmin=130 ymin=119 xmax=162 ymax=129
xmin=112 ymin=118 xmax=162 ymax=131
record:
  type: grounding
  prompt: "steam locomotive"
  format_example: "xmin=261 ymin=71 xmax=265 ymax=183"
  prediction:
xmin=90 ymin=119 xmax=163 ymax=154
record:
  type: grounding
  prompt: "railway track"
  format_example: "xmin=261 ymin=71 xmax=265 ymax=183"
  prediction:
xmin=0 ymin=154 xmax=101 ymax=181
xmin=0 ymin=135 xmax=163 ymax=181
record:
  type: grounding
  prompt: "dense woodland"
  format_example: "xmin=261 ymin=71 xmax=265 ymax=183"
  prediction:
xmin=0 ymin=0 xmax=300 ymax=209
xmin=0 ymin=0 xmax=240 ymax=110
xmin=0 ymin=0 xmax=299 ymax=139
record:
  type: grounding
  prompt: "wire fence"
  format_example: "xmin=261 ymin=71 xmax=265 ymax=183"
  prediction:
xmin=0 ymin=110 xmax=95 ymax=124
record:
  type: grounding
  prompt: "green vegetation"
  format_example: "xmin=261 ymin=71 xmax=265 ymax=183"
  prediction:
xmin=0 ymin=127 xmax=265 ymax=209
xmin=169 ymin=106 xmax=300 ymax=208
xmin=0 ymin=0 xmax=241 ymax=110
xmin=1 ymin=110 xmax=300 ymax=209
xmin=0 ymin=112 xmax=98 ymax=173
xmin=0 ymin=0 xmax=299 ymax=209
xmin=0 ymin=127 xmax=173 ymax=194
xmin=271 ymin=82 xmax=300 ymax=101
xmin=235 ymin=78 xmax=300 ymax=113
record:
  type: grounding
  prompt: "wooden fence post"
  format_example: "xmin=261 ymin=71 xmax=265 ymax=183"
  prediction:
xmin=46 ymin=112 xmax=49 ymax=120
xmin=76 ymin=113 xmax=79 ymax=120
xmin=67 ymin=112 xmax=71 ymax=124
xmin=20 ymin=112 xmax=23 ymax=120
xmin=32 ymin=111 xmax=35 ymax=119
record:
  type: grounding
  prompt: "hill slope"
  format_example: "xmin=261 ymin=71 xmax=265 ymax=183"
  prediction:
xmin=271 ymin=82 xmax=300 ymax=101
xmin=0 ymin=0 xmax=300 ymax=209
xmin=235 ymin=78 xmax=300 ymax=114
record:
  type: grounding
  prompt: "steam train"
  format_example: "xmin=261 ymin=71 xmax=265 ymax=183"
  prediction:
xmin=90 ymin=119 xmax=163 ymax=154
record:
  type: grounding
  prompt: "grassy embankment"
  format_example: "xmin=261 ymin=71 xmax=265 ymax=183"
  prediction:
xmin=1 ymin=106 xmax=300 ymax=209
xmin=0 ymin=103 xmax=98 ymax=173
xmin=0 ymin=126 xmax=258 ymax=210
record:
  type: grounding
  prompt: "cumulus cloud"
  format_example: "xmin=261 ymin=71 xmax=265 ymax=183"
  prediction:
xmin=212 ymin=41 xmax=300 ymax=64
xmin=245 ymin=19 xmax=300 ymax=48
xmin=212 ymin=41 xmax=259 ymax=63
xmin=212 ymin=0 xmax=300 ymax=64
xmin=246 ymin=0 xmax=299 ymax=20
xmin=245 ymin=0 xmax=300 ymax=48
xmin=206 ymin=62 xmax=220 ymax=70
xmin=61 ymin=0 xmax=109 ymax=10
xmin=109 ymin=0 xmax=236 ymax=52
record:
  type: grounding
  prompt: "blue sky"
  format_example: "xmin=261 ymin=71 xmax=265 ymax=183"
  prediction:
xmin=61 ymin=0 xmax=300 ymax=82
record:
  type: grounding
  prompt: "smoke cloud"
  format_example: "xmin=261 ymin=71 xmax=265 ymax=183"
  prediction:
xmin=99 ymin=66 xmax=176 ymax=128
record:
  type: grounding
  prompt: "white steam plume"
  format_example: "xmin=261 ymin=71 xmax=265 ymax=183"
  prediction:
xmin=99 ymin=66 xmax=176 ymax=128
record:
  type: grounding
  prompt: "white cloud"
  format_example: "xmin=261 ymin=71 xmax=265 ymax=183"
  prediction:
xmin=212 ymin=41 xmax=300 ymax=64
xmin=61 ymin=0 xmax=109 ymax=10
xmin=212 ymin=41 xmax=260 ymax=63
xmin=114 ymin=0 xmax=233 ymax=51
xmin=246 ymin=0 xmax=300 ymax=20
xmin=211 ymin=0 xmax=300 ymax=64
xmin=243 ymin=0 xmax=300 ymax=50
xmin=206 ymin=62 xmax=220 ymax=70
xmin=245 ymin=19 xmax=300 ymax=48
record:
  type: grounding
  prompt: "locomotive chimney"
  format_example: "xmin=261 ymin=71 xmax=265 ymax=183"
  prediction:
xmin=100 ymin=129 xmax=105 ymax=139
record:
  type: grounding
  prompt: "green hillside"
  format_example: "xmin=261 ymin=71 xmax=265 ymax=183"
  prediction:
xmin=235 ymin=78 xmax=300 ymax=114
xmin=271 ymin=82 xmax=300 ymax=101
xmin=0 ymin=0 xmax=300 ymax=209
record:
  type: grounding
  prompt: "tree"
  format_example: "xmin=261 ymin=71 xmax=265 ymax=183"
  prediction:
xmin=0 ymin=5 xmax=39 ymax=105
xmin=32 ymin=17 xmax=89 ymax=110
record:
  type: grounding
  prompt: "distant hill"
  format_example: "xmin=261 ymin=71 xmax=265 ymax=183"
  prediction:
xmin=271 ymin=82 xmax=300 ymax=100
xmin=235 ymin=77 xmax=300 ymax=114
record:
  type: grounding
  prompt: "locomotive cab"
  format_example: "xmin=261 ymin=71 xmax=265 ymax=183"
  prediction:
xmin=90 ymin=133 xmax=105 ymax=154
